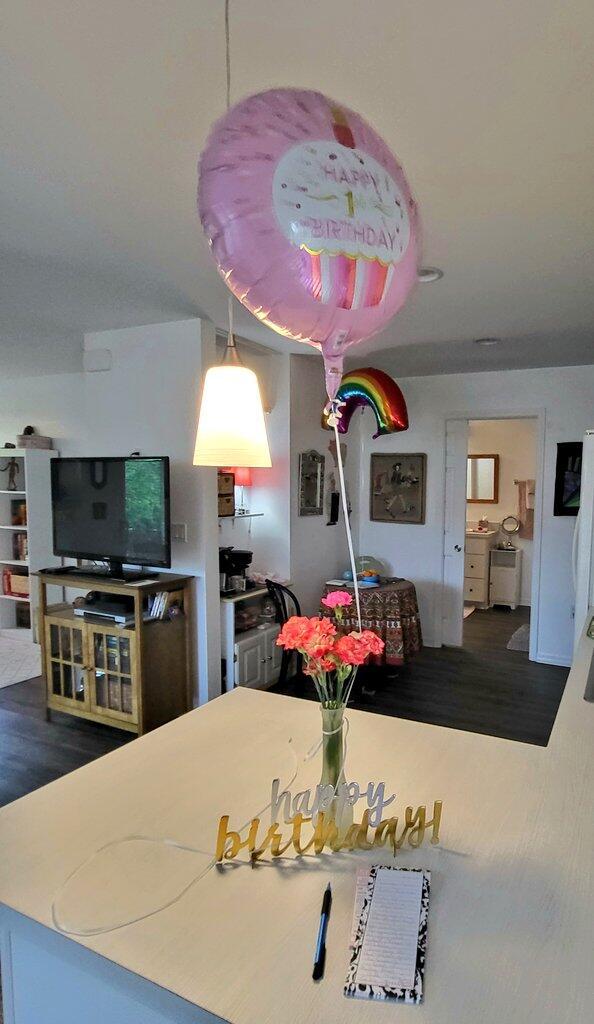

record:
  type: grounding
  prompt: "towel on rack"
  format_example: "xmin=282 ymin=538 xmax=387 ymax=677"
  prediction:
xmin=516 ymin=479 xmax=535 ymax=539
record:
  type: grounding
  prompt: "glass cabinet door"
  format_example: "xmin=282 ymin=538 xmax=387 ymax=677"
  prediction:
xmin=88 ymin=627 xmax=137 ymax=724
xmin=45 ymin=618 xmax=89 ymax=709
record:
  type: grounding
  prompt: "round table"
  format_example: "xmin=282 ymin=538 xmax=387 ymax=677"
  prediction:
xmin=321 ymin=577 xmax=422 ymax=666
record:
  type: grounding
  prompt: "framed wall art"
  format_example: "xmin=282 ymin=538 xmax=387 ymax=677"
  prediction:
xmin=370 ymin=453 xmax=426 ymax=524
xmin=298 ymin=449 xmax=325 ymax=516
xmin=553 ymin=441 xmax=582 ymax=516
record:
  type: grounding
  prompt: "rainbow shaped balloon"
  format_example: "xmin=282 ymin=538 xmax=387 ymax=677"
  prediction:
xmin=322 ymin=367 xmax=409 ymax=438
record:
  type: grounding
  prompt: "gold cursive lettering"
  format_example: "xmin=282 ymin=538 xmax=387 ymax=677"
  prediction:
xmin=215 ymin=800 xmax=443 ymax=862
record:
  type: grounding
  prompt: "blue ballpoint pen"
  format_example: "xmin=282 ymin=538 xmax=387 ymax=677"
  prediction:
xmin=312 ymin=883 xmax=332 ymax=981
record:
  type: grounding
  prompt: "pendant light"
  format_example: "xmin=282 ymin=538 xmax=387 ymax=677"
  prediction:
xmin=193 ymin=330 xmax=271 ymax=467
xmin=193 ymin=0 xmax=271 ymax=469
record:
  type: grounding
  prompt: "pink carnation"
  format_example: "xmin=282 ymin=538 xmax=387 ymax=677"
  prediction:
xmin=353 ymin=630 xmax=385 ymax=657
xmin=321 ymin=590 xmax=353 ymax=610
xmin=334 ymin=629 xmax=384 ymax=666
xmin=276 ymin=616 xmax=336 ymax=658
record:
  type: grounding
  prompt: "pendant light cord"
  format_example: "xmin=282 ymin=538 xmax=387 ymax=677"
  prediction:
xmin=225 ymin=0 xmax=234 ymax=342
xmin=222 ymin=0 xmax=359 ymax=620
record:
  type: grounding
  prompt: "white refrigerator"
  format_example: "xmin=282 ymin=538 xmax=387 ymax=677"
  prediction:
xmin=572 ymin=430 xmax=594 ymax=652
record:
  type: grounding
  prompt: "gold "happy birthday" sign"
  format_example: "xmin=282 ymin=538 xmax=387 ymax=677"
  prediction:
xmin=215 ymin=780 xmax=443 ymax=862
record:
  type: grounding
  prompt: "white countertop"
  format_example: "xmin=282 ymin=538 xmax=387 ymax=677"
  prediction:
xmin=0 ymin=615 xmax=593 ymax=1023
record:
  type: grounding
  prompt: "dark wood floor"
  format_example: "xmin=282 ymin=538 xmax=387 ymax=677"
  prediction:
xmin=0 ymin=679 xmax=131 ymax=808
xmin=272 ymin=606 xmax=569 ymax=747
xmin=0 ymin=607 xmax=568 ymax=809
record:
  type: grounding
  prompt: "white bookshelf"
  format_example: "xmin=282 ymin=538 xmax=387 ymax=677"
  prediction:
xmin=0 ymin=448 xmax=61 ymax=641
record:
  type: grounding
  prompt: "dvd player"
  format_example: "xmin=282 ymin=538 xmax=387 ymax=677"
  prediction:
xmin=73 ymin=592 xmax=134 ymax=625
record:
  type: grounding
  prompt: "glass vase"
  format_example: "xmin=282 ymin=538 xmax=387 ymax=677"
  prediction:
xmin=319 ymin=703 xmax=353 ymax=832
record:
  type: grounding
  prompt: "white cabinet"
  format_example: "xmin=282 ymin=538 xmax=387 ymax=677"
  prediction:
xmin=464 ymin=530 xmax=497 ymax=609
xmin=265 ymin=626 xmax=283 ymax=682
xmin=489 ymin=548 xmax=522 ymax=609
xmin=234 ymin=624 xmax=281 ymax=690
xmin=234 ymin=631 xmax=264 ymax=688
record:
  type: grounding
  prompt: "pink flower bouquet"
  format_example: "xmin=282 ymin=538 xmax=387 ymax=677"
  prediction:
xmin=277 ymin=593 xmax=384 ymax=818
xmin=276 ymin=592 xmax=384 ymax=708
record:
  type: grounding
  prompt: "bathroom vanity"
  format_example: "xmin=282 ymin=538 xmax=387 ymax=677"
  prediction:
xmin=464 ymin=529 xmax=498 ymax=608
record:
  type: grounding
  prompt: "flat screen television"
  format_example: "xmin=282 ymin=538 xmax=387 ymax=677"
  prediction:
xmin=51 ymin=457 xmax=171 ymax=577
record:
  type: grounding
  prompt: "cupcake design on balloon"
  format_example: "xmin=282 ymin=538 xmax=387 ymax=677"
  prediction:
xmin=272 ymin=105 xmax=411 ymax=310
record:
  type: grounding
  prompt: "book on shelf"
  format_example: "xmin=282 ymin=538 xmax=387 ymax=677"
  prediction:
xmin=10 ymin=499 xmax=27 ymax=526
xmin=147 ymin=589 xmax=185 ymax=621
xmin=12 ymin=532 xmax=28 ymax=561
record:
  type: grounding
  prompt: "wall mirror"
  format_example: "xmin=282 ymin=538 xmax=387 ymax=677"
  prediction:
xmin=299 ymin=450 xmax=325 ymax=516
xmin=467 ymin=454 xmax=499 ymax=503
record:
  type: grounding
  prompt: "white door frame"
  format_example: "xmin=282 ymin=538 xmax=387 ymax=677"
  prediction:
xmin=441 ymin=407 xmax=546 ymax=662
xmin=442 ymin=419 xmax=470 ymax=647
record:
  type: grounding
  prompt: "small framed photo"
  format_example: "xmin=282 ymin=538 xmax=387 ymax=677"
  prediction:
xmin=370 ymin=453 xmax=427 ymax=524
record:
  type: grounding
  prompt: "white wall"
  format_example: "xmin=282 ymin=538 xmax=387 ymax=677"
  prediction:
xmin=467 ymin=418 xmax=537 ymax=605
xmin=289 ymin=355 xmax=360 ymax=615
xmin=83 ymin=320 xmax=221 ymax=704
xmin=0 ymin=319 xmax=222 ymax=704
xmin=0 ymin=372 xmax=85 ymax=454
xmin=358 ymin=364 xmax=594 ymax=667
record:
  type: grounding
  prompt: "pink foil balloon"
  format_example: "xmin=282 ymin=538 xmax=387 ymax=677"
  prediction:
xmin=199 ymin=88 xmax=419 ymax=399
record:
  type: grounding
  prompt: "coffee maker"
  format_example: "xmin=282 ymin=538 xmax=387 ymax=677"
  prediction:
xmin=219 ymin=547 xmax=253 ymax=594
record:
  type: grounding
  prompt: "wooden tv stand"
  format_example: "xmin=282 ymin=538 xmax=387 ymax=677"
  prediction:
xmin=37 ymin=571 xmax=194 ymax=735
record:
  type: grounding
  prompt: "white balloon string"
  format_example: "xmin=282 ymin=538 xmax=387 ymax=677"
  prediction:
xmin=331 ymin=406 xmax=362 ymax=631
xmin=225 ymin=0 xmax=234 ymax=344
xmin=51 ymin=727 xmax=326 ymax=937
xmin=306 ymin=714 xmax=350 ymax=762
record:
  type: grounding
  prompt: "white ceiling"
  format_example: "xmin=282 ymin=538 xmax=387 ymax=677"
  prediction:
xmin=2 ymin=0 xmax=593 ymax=378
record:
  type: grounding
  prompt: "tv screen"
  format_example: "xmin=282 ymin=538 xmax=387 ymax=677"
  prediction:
xmin=51 ymin=457 xmax=171 ymax=568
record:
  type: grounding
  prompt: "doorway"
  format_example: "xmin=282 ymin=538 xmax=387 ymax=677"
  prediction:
xmin=443 ymin=414 xmax=543 ymax=660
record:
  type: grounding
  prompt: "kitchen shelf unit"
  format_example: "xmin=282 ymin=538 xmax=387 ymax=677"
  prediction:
xmin=221 ymin=586 xmax=284 ymax=691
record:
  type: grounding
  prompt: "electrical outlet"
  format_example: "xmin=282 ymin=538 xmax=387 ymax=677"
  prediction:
xmin=172 ymin=523 xmax=187 ymax=543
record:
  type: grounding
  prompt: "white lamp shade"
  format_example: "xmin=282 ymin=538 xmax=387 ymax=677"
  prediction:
xmin=193 ymin=364 xmax=272 ymax=467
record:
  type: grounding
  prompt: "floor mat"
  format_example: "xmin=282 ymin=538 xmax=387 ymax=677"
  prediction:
xmin=507 ymin=623 xmax=530 ymax=652
xmin=0 ymin=631 xmax=41 ymax=689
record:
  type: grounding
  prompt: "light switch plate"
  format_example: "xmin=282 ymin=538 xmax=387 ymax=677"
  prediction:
xmin=171 ymin=523 xmax=187 ymax=543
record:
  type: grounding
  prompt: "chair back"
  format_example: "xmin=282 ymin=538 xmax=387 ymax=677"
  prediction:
xmin=265 ymin=580 xmax=301 ymax=625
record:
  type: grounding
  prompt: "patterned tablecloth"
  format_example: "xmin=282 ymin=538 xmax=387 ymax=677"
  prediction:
xmin=321 ymin=578 xmax=422 ymax=666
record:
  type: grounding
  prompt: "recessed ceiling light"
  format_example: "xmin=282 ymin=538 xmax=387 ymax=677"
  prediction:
xmin=417 ymin=266 xmax=444 ymax=283
xmin=474 ymin=337 xmax=500 ymax=347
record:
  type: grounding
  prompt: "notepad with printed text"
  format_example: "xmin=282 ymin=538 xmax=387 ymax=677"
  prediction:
xmin=345 ymin=865 xmax=430 ymax=1004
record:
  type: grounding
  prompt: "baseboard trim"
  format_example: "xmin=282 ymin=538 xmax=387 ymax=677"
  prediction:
xmin=535 ymin=650 xmax=572 ymax=669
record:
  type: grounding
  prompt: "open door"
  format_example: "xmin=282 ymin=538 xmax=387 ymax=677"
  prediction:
xmin=442 ymin=418 xmax=468 ymax=646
